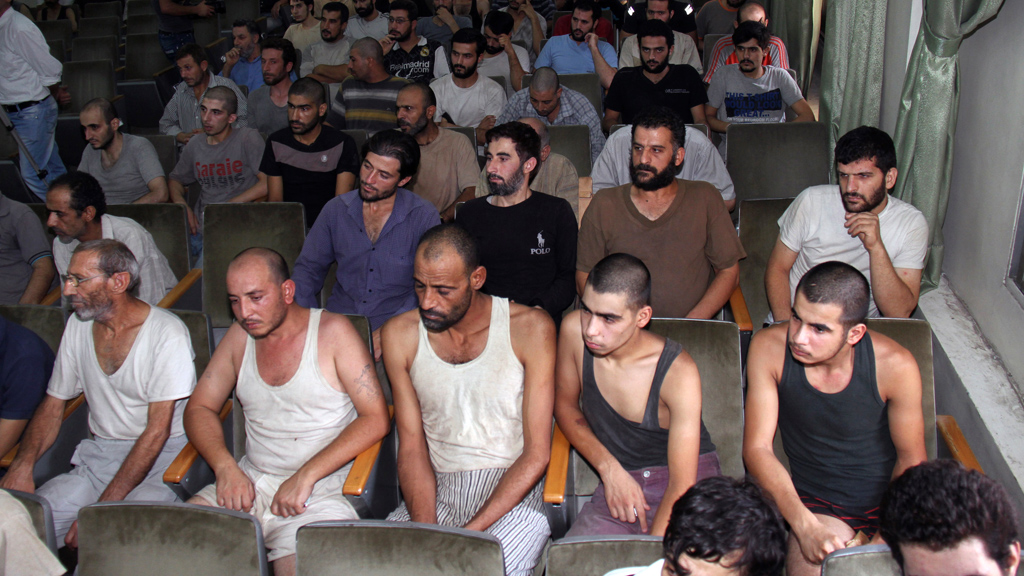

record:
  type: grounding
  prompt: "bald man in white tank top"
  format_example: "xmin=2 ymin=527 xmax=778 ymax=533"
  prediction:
xmin=381 ymin=224 xmax=556 ymax=576
xmin=184 ymin=248 xmax=391 ymax=576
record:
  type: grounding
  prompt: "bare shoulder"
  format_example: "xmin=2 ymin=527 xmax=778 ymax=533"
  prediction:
xmin=661 ymin=340 xmax=700 ymax=398
xmin=510 ymin=302 xmax=556 ymax=354
xmin=559 ymin=309 xmax=582 ymax=339
xmin=747 ymin=323 xmax=788 ymax=378
xmin=217 ymin=322 xmax=250 ymax=359
xmin=867 ymin=329 xmax=920 ymax=378
xmin=380 ymin=308 xmax=421 ymax=350
xmin=318 ymin=310 xmax=360 ymax=339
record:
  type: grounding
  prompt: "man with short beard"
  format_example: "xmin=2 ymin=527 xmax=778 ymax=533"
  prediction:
xmin=301 ymin=2 xmax=352 ymax=81
xmin=347 ymin=0 xmax=388 ymax=40
xmin=160 ymin=44 xmax=249 ymax=145
xmin=429 ymin=28 xmax=507 ymax=147
xmin=577 ymin=107 xmax=744 ymax=319
xmin=292 ymin=130 xmax=439 ymax=388
xmin=329 ymin=37 xmax=410 ymax=134
xmin=534 ymin=0 xmax=617 ymax=89
xmin=220 ymin=19 xmax=266 ymax=93
xmin=381 ymin=222 xmax=555 ymax=576
xmin=415 ymin=0 xmax=470 ymax=46
xmin=695 ymin=0 xmax=744 ymax=50
xmin=247 ymin=37 xmax=299 ymax=134
xmin=478 ymin=11 xmax=530 ymax=97
xmin=184 ymin=248 xmax=390 ymax=576
xmin=617 ymin=0 xmax=700 ymax=71
xmin=380 ymin=0 xmax=449 ymax=84
xmin=604 ymin=20 xmax=706 ymax=131
xmin=459 ymin=121 xmax=577 ymax=321
xmin=0 ymin=239 xmax=196 ymax=550
xmin=78 ymin=98 xmax=168 ymax=204
xmin=766 ymin=126 xmax=928 ymax=321
xmin=395 ymin=83 xmax=478 ymax=220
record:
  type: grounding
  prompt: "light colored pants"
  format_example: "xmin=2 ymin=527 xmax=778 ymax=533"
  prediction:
xmin=37 ymin=435 xmax=187 ymax=542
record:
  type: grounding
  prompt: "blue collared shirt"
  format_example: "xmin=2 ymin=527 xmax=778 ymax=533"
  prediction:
xmin=292 ymin=188 xmax=441 ymax=331
xmin=225 ymin=56 xmax=265 ymax=93
xmin=535 ymin=35 xmax=618 ymax=75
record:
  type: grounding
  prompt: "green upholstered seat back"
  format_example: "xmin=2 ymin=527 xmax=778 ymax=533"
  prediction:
xmin=296 ymin=520 xmax=505 ymax=575
xmin=107 ymin=203 xmax=191 ymax=281
xmin=0 ymin=304 xmax=65 ymax=354
xmin=547 ymin=124 xmax=593 ymax=177
xmin=201 ymin=203 xmax=306 ymax=328
xmin=726 ymin=122 xmax=830 ymax=202
xmin=77 ymin=502 xmax=269 ymax=576
xmin=821 ymin=544 xmax=901 ymax=576
xmin=4 ymin=489 xmax=57 ymax=552
xmin=571 ymin=319 xmax=744 ymax=496
xmin=169 ymin=309 xmax=214 ymax=378
xmin=738 ymin=198 xmax=794 ymax=330
xmin=546 ymin=536 xmax=663 ymax=576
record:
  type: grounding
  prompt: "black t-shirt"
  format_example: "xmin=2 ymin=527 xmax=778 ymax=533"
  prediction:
xmin=260 ymin=126 xmax=360 ymax=226
xmin=605 ymin=64 xmax=708 ymax=124
xmin=457 ymin=192 xmax=578 ymax=321
xmin=384 ymin=39 xmax=446 ymax=84
xmin=621 ymin=1 xmax=696 ymax=35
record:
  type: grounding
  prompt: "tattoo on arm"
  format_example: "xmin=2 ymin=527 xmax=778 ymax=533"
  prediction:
xmin=354 ymin=363 xmax=381 ymax=400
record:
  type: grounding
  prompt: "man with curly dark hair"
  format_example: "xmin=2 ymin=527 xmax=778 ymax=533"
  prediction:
xmin=605 ymin=476 xmax=787 ymax=576
xmin=880 ymin=460 xmax=1021 ymax=576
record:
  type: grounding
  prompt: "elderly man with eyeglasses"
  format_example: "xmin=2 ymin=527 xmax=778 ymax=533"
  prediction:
xmin=0 ymin=238 xmax=196 ymax=551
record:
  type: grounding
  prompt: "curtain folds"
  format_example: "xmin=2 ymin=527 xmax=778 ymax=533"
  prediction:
xmin=768 ymin=0 xmax=822 ymax=96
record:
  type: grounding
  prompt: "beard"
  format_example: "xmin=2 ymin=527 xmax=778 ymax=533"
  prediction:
xmin=841 ymin=183 xmax=887 ymax=213
xmin=71 ymin=294 xmax=113 ymax=322
xmin=453 ymin=60 xmax=478 ymax=79
xmin=419 ymin=292 xmax=472 ymax=332
xmin=570 ymin=28 xmax=587 ymax=41
xmin=355 ymin=4 xmax=373 ymax=16
xmin=642 ymin=58 xmax=669 ymax=75
xmin=484 ymin=43 xmax=503 ymax=55
xmin=488 ymin=166 xmax=526 ymax=196
xmin=397 ymin=114 xmax=428 ymax=135
xmin=359 ymin=180 xmax=399 ymax=202
xmin=629 ymin=158 xmax=677 ymax=191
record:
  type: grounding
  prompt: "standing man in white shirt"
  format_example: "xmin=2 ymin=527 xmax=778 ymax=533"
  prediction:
xmin=0 ymin=0 xmax=70 ymax=200
xmin=430 ymin=28 xmax=507 ymax=147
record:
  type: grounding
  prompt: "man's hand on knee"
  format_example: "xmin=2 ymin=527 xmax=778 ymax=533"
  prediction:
xmin=215 ymin=464 xmax=256 ymax=513
xmin=601 ymin=465 xmax=650 ymax=533
xmin=794 ymin=516 xmax=846 ymax=564
xmin=0 ymin=463 xmax=35 ymax=494
xmin=270 ymin=473 xmax=314 ymax=518
xmin=65 ymin=520 xmax=79 ymax=549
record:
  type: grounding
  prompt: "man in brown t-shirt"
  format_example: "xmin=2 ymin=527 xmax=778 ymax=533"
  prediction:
xmin=396 ymin=83 xmax=478 ymax=221
xmin=576 ymin=107 xmax=744 ymax=319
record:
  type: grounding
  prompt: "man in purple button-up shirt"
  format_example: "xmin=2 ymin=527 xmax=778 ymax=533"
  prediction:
xmin=293 ymin=130 xmax=440 ymax=366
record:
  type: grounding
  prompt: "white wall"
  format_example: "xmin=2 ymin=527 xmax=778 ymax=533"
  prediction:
xmin=942 ymin=0 xmax=1024 ymax=388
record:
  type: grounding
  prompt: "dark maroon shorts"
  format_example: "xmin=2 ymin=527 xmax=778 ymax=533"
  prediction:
xmin=798 ymin=492 xmax=880 ymax=538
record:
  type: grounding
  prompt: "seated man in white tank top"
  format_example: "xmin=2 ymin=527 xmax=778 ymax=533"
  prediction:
xmin=184 ymin=248 xmax=391 ymax=576
xmin=381 ymin=223 xmax=556 ymax=576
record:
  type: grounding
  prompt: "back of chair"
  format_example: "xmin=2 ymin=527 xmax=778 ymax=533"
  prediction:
xmin=35 ymin=20 xmax=73 ymax=49
xmin=523 ymin=73 xmax=603 ymax=119
xmin=224 ymin=0 xmax=259 ymax=25
xmin=118 ymin=81 xmax=166 ymax=129
xmin=4 ymin=488 xmax=58 ymax=552
xmin=47 ymin=38 xmax=66 ymax=62
xmin=295 ymin=520 xmax=506 ymax=576
xmin=77 ymin=16 xmax=121 ymax=39
xmin=62 ymin=60 xmax=118 ymax=115
xmin=443 ymin=126 xmax=477 ymax=151
xmin=78 ymin=502 xmax=269 ymax=576
xmin=546 ymin=535 xmax=663 ymax=576
xmin=72 ymin=35 xmax=120 ymax=63
xmin=193 ymin=16 xmax=222 ymax=47
xmin=126 ymin=12 xmax=160 ymax=34
xmin=737 ymin=198 xmax=794 ymax=329
xmin=139 ymin=133 xmax=180 ymax=176
xmin=85 ymin=1 xmax=122 ymax=20
xmin=0 ymin=304 xmax=65 ymax=354
xmin=488 ymin=75 xmax=508 ymax=95
xmin=0 ymin=160 xmax=34 ymax=203
xmin=341 ymin=129 xmax=369 ymax=153
xmin=821 ymin=544 xmax=901 ymax=576
xmin=202 ymin=203 xmax=306 ymax=328
xmin=866 ymin=318 xmax=937 ymax=459
xmin=726 ymin=122 xmax=830 ymax=202
xmin=106 ymin=203 xmax=191 ymax=281
xmin=170 ymin=310 xmax=214 ymax=377
xmin=125 ymin=32 xmax=168 ymax=79
xmin=547 ymin=124 xmax=592 ymax=177
xmin=702 ymin=34 xmax=728 ymax=73
xmin=125 ymin=0 xmax=152 ymax=18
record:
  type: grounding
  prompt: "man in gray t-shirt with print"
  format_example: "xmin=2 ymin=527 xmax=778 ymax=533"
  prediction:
xmin=78 ymin=99 xmax=169 ymax=205
xmin=168 ymin=87 xmax=267 ymax=255
xmin=705 ymin=21 xmax=814 ymax=159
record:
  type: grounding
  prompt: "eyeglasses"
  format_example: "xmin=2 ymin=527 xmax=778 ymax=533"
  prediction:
xmin=61 ymin=273 xmax=106 ymax=287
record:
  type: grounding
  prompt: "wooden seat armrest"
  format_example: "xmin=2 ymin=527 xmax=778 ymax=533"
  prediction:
xmin=153 ymin=64 xmax=177 ymax=79
xmin=115 ymin=65 xmax=126 ymax=74
xmin=162 ymin=400 xmax=232 ymax=484
xmin=40 ymin=286 xmax=61 ymax=306
xmin=729 ymin=285 xmax=753 ymax=332
xmin=342 ymin=406 xmax=395 ymax=496
xmin=158 ymin=268 xmax=203 ymax=309
xmin=937 ymin=414 xmax=984 ymax=473
xmin=110 ymin=94 xmax=124 ymax=104
xmin=2 ymin=395 xmax=86 ymax=467
xmin=543 ymin=423 xmax=570 ymax=505
xmin=205 ymin=37 xmax=227 ymax=50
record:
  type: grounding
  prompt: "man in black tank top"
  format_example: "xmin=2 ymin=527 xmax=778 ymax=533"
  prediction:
xmin=555 ymin=254 xmax=720 ymax=538
xmin=744 ymin=262 xmax=927 ymax=576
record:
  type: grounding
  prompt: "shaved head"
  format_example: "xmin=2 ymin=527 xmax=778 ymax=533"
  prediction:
xmin=229 ymin=247 xmax=290 ymax=284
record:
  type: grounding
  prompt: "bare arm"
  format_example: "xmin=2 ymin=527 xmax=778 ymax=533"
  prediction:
xmin=686 ymin=262 xmax=738 ymax=319
xmin=601 ymin=108 xmax=621 ymax=134
xmin=586 ymin=34 xmax=616 ymax=90
xmin=18 ymin=257 xmax=55 ymax=305
xmin=336 ymin=172 xmax=356 ymax=196
xmin=134 ymin=176 xmax=170 ymax=204
xmin=877 ymin=337 xmax=927 ymax=478
xmin=765 ymin=238 xmax=798 ymax=322
xmin=310 ymin=64 xmax=350 ymax=83
xmin=0 ymin=419 xmax=29 ymax=463
xmin=98 ymin=400 xmax=176 ymax=502
xmin=441 ymin=186 xmax=476 ymax=223
xmin=845 ymin=212 xmax=922 ymax=317
xmin=383 ymin=315 xmax=438 ymax=523
xmin=689 ymin=103 xmax=707 ymax=127
xmin=464 ymin=306 xmax=554 ymax=531
xmin=0 ymin=395 xmax=67 ymax=493
xmin=168 ymin=178 xmax=199 ymax=236
xmin=504 ymin=38 xmax=526 ymax=92
xmin=230 ymin=172 xmax=269 ymax=203
xmin=790 ymin=99 xmax=815 ymax=123
xmin=703 ymin=104 xmax=729 ymax=134
xmin=575 ymin=270 xmax=588 ymax=298
xmin=268 ymin=175 xmax=284 ymax=202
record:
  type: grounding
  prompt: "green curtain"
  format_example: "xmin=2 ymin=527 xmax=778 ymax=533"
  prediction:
xmin=893 ymin=0 xmax=1005 ymax=292
xmin=818 ymin=0 xmax=888 ymax=173
xmin=768 ymin=0 xmax=822 ymax=95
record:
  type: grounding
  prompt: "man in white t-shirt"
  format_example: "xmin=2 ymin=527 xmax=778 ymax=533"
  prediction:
xmin=766 ymin=126 xmax=929 ymax=321
xmin=479 ymin=10 xmax=531 ymax=97
xmin=347 ymin=0 xmax=388 ymax=40
xmin=0 ymin=239 xmax=196 ymax=549
xmin=284 ymin=0 xmax=321 ymax=55
xmin=430 ymin=28 xmax=507 ymax=148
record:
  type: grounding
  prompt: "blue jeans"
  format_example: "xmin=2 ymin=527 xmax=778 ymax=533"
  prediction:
xmin=7 ymin=96 xmax=66 ymax=200
xmin=158 ymin=30 xmax=196 ymax=60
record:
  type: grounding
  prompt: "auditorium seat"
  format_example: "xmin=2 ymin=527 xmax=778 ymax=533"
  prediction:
xmin=139 ymin=133 xmax=180 ymax=176
xmin=821 ymin=544 xmax=901 ymax=576
xmin=77 ymin=16 xmax=121 ymax=39
xmin=488 ymin=74 xmax=508 ymax=95
xmin=84 ymin=0 xmax=122 ymax=20
xmin=341 ymin=129 xmax=369 ymax=152
xmin=77 ymin=502 xmax=270 ymax=576
xmin=61 ymin=60 xmax=122 ymax=115
xmin=731 ymin=197 xmax=794 ymax=332
xmin=3 ymin=488 xmax=58 ymax=553
xmin=117 ymin=81 xmax=166 ymax=131
xmin=46 ymin=39 xmax=65 ymax=63
xmin=0 ymin=161 xmax=36 ymax=204
xmin=105 ymin=204 xmax=191 ymax=282
xmin=523 ymin=72 xmax=603 ymax=119
xmin=544 ymin=318 xmax=744 ymax=537
xmin=125 ymin=0 xmax=152 ymax=18
xmin=702 ymin=34 xmax=728 ymax=74
xmin=547 ymin=124 xmax=592 ymax=177
xmin=545 ymin=535 xmax=663 ymax=576
xmin=126 ymin=12 xmax=160 ymax=34
xmin=125 ymin=33 xmax=169 ymax=79
xmin=224 ymin=0 xmax=260 ymax=29
xmin=205 ymin=37 xmax=232 ymax=76
xmin=725 ymin=122 xmax=830 ymax=203
xmin=295 ymin=520 xmax=506 ymax=576
xmin=72 ymin=36 xmax=121 ymax=65
xmin=35 ymin=20 xmax=73 ymax=53
xmin=193 ymin=16 xmax=223 ymax=47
